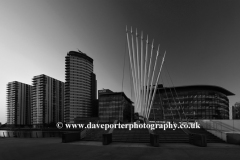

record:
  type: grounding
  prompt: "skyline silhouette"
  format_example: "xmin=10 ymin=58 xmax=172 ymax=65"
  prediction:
xmin=1 ymin=0 xmax=240 ymax=123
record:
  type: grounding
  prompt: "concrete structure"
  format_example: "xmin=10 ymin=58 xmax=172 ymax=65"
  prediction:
xmin=198 ymin=119 xmax=240 ymax=142
xmin=6 ymin=81 xmax=32 ymax=125
xmin=65 ymin=50 xmax=97 ymax=123
xmin=1 ymin=138 xmax=240 ymax=160
xmin=98 ymin=89 xmax=133 ymax=123
xmin=149 ymin=84 xmax=234 ymax=120
xmin=31 ymin=74 xmax=64 ymax=126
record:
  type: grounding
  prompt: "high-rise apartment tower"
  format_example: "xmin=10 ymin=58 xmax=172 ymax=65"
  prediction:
xmin=6 ymin=81 xmax=32 ymax=125
xmin=65 ymin=50 xmax=97 ymax=123
xmin=31 ymin=74 xmax=64 ymax=126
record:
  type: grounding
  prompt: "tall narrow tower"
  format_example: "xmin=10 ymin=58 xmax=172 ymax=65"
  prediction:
xmin=31 ymin=74 xmax=64 ymax=127
xmin=6 ymin=81 xmax=32 ymax=125
xmin=65 ymin=50 xmax=97 ymax=123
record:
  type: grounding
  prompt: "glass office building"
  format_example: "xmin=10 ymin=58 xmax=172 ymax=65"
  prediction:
xmin=149 ymin=85 xmax=234 ymax=120
xmin=98 ymin=89 xmax=133 ymax=123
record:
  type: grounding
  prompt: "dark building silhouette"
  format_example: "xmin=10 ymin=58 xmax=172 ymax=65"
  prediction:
xmin=232 ymin=102 xmax=240 ymax=119
xmin=31 ymin=74 xmax=64 ymax=127
xmin=65 ymin=51 xmax=97 ymax=123
xmin=149 ymin=85 xmax=234 ymax=120
xmin=91 ymin=73 xmax=98 ymax=117
xmin=98 ymin=89 xmax=133 ymax=123
xmin=6 ymin=81 xmax=32 ymax=125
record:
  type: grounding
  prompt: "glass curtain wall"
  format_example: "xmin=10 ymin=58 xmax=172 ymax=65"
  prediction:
xmin=149 ymin=89 xmax=229 ymax=121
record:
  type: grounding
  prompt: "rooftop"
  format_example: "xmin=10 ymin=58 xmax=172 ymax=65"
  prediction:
xmin=157 ymin=84 xmax=234 ymax=96
xmin=67 ymin=50 xmax=93 ymax=63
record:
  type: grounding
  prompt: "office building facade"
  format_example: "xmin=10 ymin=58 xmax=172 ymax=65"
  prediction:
xmin=98 ymin=89 xmax=133 ymax=123
xmin=6 ymin=81 xmax=32 ymax=125
xmin=65 ymin=51 xmax=97 ymax=123
xmin=32 ymin=74 xmax=64 ymax=126
xmin=148 ymin=85 xmax=234 ymax=121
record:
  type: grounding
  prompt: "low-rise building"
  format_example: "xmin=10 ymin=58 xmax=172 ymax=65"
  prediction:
xmin=232 ymin=102 xmax=240 ymax=119
xmin=98 ymin=89 xmax=133 ymax=123
xmin=149 ymin=84 xmax=234 ymax=120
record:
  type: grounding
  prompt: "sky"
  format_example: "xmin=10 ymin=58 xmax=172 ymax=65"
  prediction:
xmin=0 ymin=0 xmax=240 ymax=123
